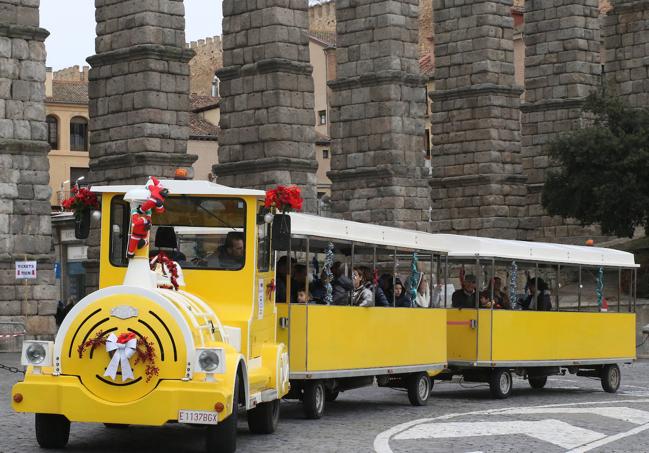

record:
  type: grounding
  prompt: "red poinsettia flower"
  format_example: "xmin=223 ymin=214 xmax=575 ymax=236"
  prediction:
xmin=264 ymin=185 xmax=303 ymax=213
xmin=61 ymin=186 xmax=99 ymax=220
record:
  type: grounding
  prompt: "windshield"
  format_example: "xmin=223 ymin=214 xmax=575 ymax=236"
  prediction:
xmin=110 ymin=196 xmax=247 ymax=270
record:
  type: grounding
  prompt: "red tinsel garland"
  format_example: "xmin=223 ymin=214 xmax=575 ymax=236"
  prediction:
xmin=150 ymin=252 xmax=180 ymax=291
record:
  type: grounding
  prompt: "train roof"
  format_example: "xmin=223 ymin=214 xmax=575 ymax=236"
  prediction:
xmin=91 ymin=180 xmax=266 ymax=197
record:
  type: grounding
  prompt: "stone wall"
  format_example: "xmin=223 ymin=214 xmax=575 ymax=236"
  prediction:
xmin=54 ymin=65 xmax=89 ymax=82
xmin=430 ymin=0 xmax=527 ymax=239
xmin=603 ymin=0 xmax=649 ymax=108
xmin=328 ymin=0 xmax=430 ymax=230
xmin=521 ymin=0 xmax=604 ymax=242
xmin=214 ymin=0 xmax=318 ymax=212
xmin=309 ymin=0 xmax=336 ymax=33
xmin=188 ymin=36 xmax=222 ymax=96
xmin=0 ymin=0 xmax=57 ymax=338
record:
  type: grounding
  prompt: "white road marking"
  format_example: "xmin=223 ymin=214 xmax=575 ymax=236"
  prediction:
xmin=498 ymin=406 xmax=649 ymax=425
xmin=567 ymin=422 xmax=649 ymax=452
xmin=394 ymin=419 xmax=605 ymax=449
xmin=374 ymin=399 xmax=649 ymax=453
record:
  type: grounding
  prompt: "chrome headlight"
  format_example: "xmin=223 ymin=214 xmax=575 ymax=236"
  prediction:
xmin=195 ymin=348 xmax=225 ymax=374
xmin=21 ymin=341 xmax=53 ymax=367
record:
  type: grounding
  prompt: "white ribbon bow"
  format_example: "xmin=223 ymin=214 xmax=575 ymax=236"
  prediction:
xmin=103 ymin=333 xmax=137 ymax=382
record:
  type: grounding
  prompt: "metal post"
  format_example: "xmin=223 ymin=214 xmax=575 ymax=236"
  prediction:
xmin=305 ymin=236 xmax=310 ymax=302
xmin=475 ymin=257 xmax=480 ymax=308
xmin=393 ymin=248 xmax=397 ymax=307
xmin=350 ymin=242 xmax=355 ymax=306
xmin=557 ymin=264 xmax=561 ymax=312
xmin=578 ymin=265 xmax=582 ymax=312
xmin=633 ymin=268 xmax=637 ymax=312
xmin=444 ymin=256 xmax=449 ymax=308
xmin=618 ymin=268 xmax=621 ymax=313
xmin=534 ymin=262 xmax=539 ymax=310
xmin=430 ymin=253 xmax=434 ymax=308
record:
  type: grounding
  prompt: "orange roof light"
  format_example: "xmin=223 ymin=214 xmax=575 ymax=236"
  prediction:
xmin=174 ymin=168 xmax=189 ymax=180
xmin=585 ymin=239 xmax=595 ymax=246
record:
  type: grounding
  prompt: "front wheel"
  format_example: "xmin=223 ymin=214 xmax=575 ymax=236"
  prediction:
xmin=528 ymin=376 xmax=547 ymax=389
xmin=407 ymin=372 xmax=431 ymax=406
xmin=206 ymin=378 xmax=239 ymax=453
xmin=489 ymin=368 xmax=513 ymax=399
xmin=303 ymin=380 xmax=325 ymax=419
xmin=601 ymin=364 xmax=621 ymax=393
xmin=35 ymin=413 xmax=70 ymax=449
xmin=247 ymin=399 xmax=280 ymax=434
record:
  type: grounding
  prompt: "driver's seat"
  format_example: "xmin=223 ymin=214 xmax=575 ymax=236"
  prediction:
xmin=153 ymin=226 xmax=186 ymax=262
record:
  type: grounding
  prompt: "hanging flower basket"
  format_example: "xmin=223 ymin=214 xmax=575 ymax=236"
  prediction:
xmin=264 ymin=185 xmax=303 ymax=214
xmin=62 ymin=186 xmax=99 ymax=239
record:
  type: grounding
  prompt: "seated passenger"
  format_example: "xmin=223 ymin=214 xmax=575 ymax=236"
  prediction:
xmin=375 ymin=274 xmax=392 ymax=307
xmin=414 ymin=273 xmax=430 ymax=308
xmin=207 ymin=231 xmax=245 ymax=269
xmin=290 ymin=264 xmax=308 ymax=303
xmin=520 ymin=277 xmax=552 ymax=311
xmin=296 ymin=287 xmax=308 ymax=304
xmin=331 ymin=261 xmax=353 ymax=306
xmin=351 ymin=266 xmax=374 ymax=307
xmin=275 ymin=255 xmax=296 ymax=303
xmin=479 ymin=291 xmax=494 ymax=309
xmin=451 ymin=274 xmax=477 ymax=308
xmin=486 ymin=277 xmax=511 ymax=309
xmin=394 ymin=279 xmax=412 ymax=308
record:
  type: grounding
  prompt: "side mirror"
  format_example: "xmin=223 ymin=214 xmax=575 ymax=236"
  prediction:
xmin=271 ymin=214 xmax=291 ymax=251
xmin=74 ymin=209 xmax=92 ymax=240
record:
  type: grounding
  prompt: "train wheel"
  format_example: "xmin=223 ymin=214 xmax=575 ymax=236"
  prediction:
xmin=601 ymin=364 xmax=621 ymax=393
xmin=407 ymin=372 xmax=431 ymax=406
xmin=35 ymin=413 xmax=70 ymax=449
xmin=528 ymin=377 xmax=547 ymax=389
xmin=324 ymin=389 xmax=339 ymax=402
xmin=303 ymin=380 xmax=325 ymax=419
xmin=247 ymin=399 xmax=280 ymax=434
xmin=489 ymin=369 xmax=513 ymax=399
xmin=206 ymin=378 xmax=239 ymax=453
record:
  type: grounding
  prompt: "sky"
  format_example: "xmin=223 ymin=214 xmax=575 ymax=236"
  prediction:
xmin=40 ymin=0 xmax=223 ymax=70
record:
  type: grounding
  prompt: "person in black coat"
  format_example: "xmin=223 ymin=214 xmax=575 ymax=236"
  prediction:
xmin=520 ymin=277 xmax=552 ymax=311
xmin=394 ymin=278 xmax=412 ymax=308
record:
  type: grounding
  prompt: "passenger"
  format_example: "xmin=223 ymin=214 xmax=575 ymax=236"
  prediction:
xmin=351 ymin=266 xmax=375 ymax=307
xmin=296 ymin=287 xmax=308 ymax=304
xmin=430 ymin=279 xmax=444 ymax=308
xmin=486 ymin=277 xmax=511 ymax=309
xmin=207 ymin=231 xmax=245 ymax=269
xmin=451 ymin=274 xmax=477 ymax=308
xmin=479 ymin=291 xmax=494 ymax=309
xmin=331 ymin=261 xmax=353 ymax=306
xmin=275 ymin=256 xmax=296 ymax=303
xmin=414 ymin=274 xmax=430 ymax=308
xmin=520 ymin=277 xmax=552 ymax=311
xmin=393 ymin=278 xmax=412 ymax=308
xmin=309 ymin=270 xmax=327 ymax=304
xmin=291 ymin=264 xmax=308 ymax=303
xmin=375 ymin=273 xmax=392 ymax=307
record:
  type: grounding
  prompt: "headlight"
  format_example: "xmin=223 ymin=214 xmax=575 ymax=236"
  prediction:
xmin=21 ymin=341 xmax=53 ymax=367
xmin=195 ymin=348 xmax=225 ymax=374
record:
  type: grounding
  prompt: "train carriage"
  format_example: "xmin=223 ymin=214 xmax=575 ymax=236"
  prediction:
xmin=436 ymin=234 xmax=638 ymax=398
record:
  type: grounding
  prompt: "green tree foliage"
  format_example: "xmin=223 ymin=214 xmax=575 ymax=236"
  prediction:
xmin=542 ymin=93 xmax=649 ymax=238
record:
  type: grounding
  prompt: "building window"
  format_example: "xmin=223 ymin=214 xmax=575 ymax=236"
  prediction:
xmin=425 ymin=129 xmax=431 ymax=159
xmin=318 ymin=110 xmax=327 ymax=125
xmin=70 ymin=116 xmax=88 ymax=151
xmin=322 ymin=149 xmax=329 ymax=159
xmin=212 ymin=75 xmax=220 ymax=97
xmin=46 ymin=115 xmax=58 ymax=150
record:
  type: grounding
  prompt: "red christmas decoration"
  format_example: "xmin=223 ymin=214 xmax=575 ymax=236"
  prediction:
xmin=61 ymin=186 xmax=99 ymax=220
xmin=140 ymin=176 xmax=169 ymax=214
xmin=150 ymin=252 xmax=180 ymax=291
xmin=264 ymin=185 xmax=303 ymax=213
xmin=127 ymin=209 xmax=152 ymax=257
xmin=266 ymin=279 xmax=276 ymax=299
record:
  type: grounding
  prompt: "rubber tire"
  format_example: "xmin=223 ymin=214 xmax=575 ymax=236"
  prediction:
xmin=206 ymin=378 xmax=239 ymax=453
xmin=489 ymin=368 xmax=513 ymax=399
xmin=247 ymin=399 xmax=280 ymax=434
xmin=528 ymin=377 xmax=547 ymax=389
xmin=303 ymin=381 xmax=326 ymax=419
xmin=104 ymin=423 xmax=129 ymax=429
xmin=601 ymin=364 xmax=621 ymax=393
xmin=35 ymin=413 xmax=70 ymax=449
xmin=407 ymin=372 xmax=431 ymax=406
xmin=324 ymin=389 xmax=340 ymax=402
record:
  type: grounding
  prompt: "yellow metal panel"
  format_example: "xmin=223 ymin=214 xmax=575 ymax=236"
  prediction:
xmin=303 ymin=306 xmax=446 ymax=371
xmin=447 ymin=309 xmax=478 ymax=362
xmin=277 ymin=304 xmax=289 ymax=349
xmin=477 ymin=309 xmax=493 ymax=362
xmin=491 ymin=311 xmax=637 ymax=362
xmin=288 ymin=304 xmax=307 ymax=373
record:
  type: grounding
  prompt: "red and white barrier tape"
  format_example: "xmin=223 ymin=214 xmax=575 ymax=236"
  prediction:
xmin=0 ymin=333 xmax=25 ymax=340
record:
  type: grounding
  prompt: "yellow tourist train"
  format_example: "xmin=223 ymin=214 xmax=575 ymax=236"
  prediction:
xmin=11 ymin=179 xmax=638 ymax=452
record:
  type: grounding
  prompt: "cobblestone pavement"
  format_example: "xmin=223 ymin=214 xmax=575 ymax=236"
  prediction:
xmin=1 ymin=353 xmax=649 ymax=453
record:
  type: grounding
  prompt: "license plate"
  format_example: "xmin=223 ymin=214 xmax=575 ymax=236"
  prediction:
xmin=178 ymin=410 xmax=219 ymax=425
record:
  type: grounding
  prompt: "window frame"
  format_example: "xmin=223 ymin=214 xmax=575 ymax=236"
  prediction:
xmin=70 ymin=116 xmax=89 ymax=151
xmin=46 ymin=115 xmax=59 ymax=150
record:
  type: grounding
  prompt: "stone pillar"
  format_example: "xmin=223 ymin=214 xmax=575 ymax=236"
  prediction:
xmin=85 ymin=0 xmax=197 ymax=292
xmin=0 ymin=1 xmax=57 ymax=339
xmin=604 ymin=0 xmax=649 ymax=108
xmin=87 ymin=0 xmax=196 ymax=185
xmin=214 ymin=0 xmax=318 ymax=212
xmin=328 ymin=0 xmax=430 ymax=230
xmin=522 ymin=0 xmax=603 ymax=241
xmin=430 ymin=0 xmax=526 ymax=239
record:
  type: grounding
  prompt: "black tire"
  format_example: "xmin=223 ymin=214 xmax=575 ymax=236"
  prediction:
xmin=601 ymin=364 xmax=621 ymax=393
xmin=489 ymin=368 xmax=513 ymax=399
xmin=104 ymin=423 xmax=129 ymax=429
xmin=247 ymin=399 xmax=280 ymax=434
xmin=303 ymin=380 xmax=326 ymax=419
xmin=206 ymin=378 xmax=239 ymax=453
xmin=324 ymin=388 xmax=339 ymax=402
xmin=528 ymin=376 xmax=547 ymax=389
xmin=35 ymin=413 xmax=70 ymax=449
xmin=407 ymin=372 xmax=431 ymax=406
